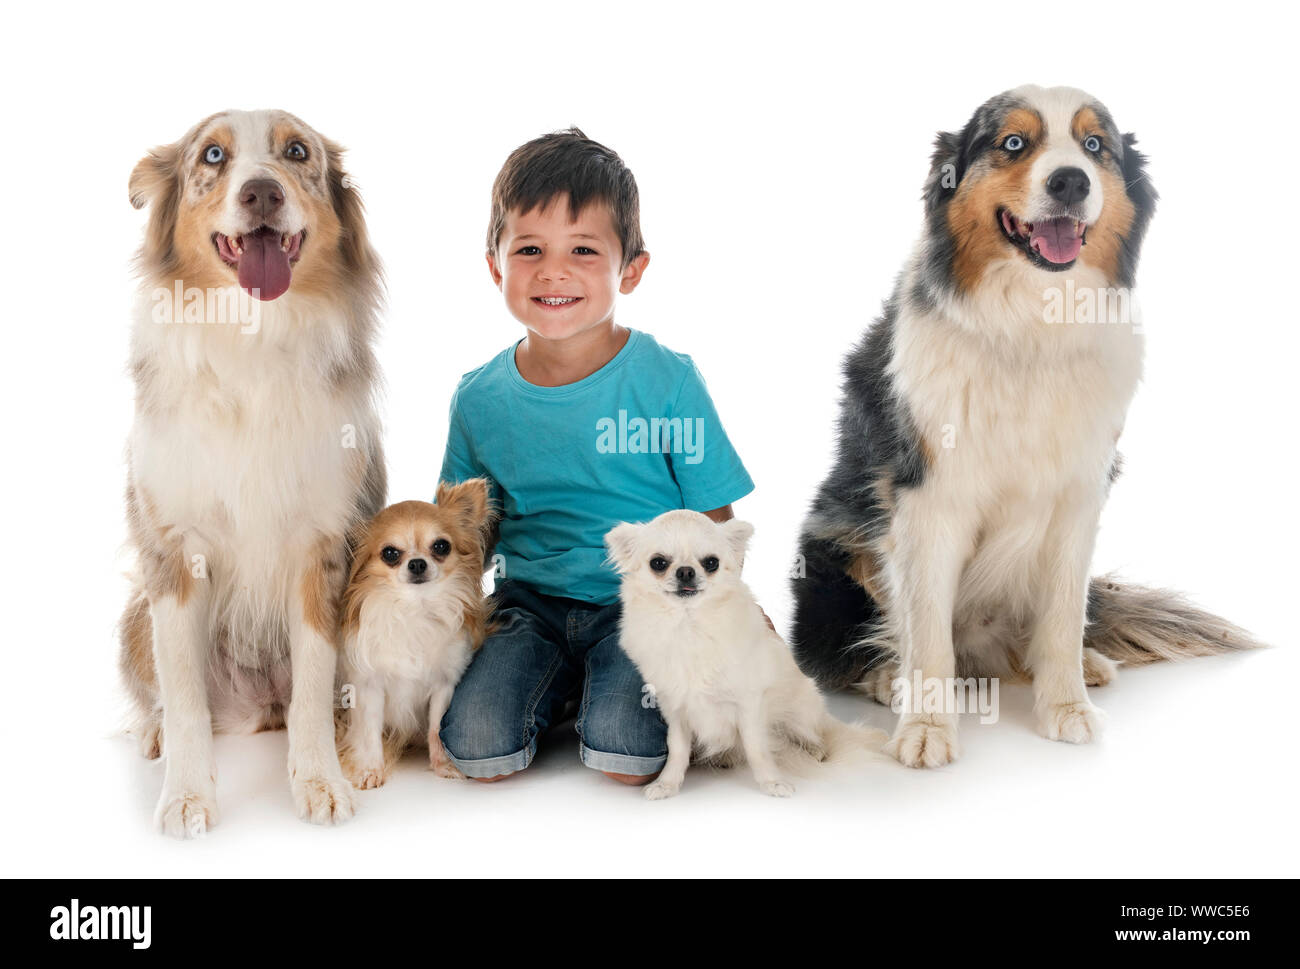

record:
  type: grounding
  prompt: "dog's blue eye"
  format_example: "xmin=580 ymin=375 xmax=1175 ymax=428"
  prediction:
xmin=432 ymin=538 xmax=451 ymax=558
xmin=203 ymin=145 xmax=225 ymax=165
xmin=1083 ymin=135 xmax=1102 ymax=154
xmin=701 ymin=556 xmax=719 ymax=573
xmin=649 ymin=556 xmax=669 ymax=573
xmin=381 ymin=546 xmax=401 ymax=566
xmin=1002 ymin=135 xmax=1024 ymax=152
xmin=285 ymin=141 xmax=308 ymax=161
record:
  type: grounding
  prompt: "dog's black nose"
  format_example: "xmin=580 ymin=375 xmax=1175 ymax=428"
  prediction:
xmin=239 ymin=178 xmax=285 ymax=219
xmin=408 ymin=558 xmax=427 ymax=576
xmin=675 ymin=565 xmax=695 ymax=584
xmin=1045 ymin=167 xmax=1090 ymax=205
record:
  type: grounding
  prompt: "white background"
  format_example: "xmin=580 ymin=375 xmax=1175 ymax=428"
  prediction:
xmin=2 ymin=0 xmax=1296 ymax=878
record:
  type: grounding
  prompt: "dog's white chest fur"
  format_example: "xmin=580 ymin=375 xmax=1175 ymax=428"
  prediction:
xmin=342 ymin=590 xmax=473 ymax=738
xmin=129 ymin=295 xmax=378 ymax=628
xmin=885 ymin=261 xmax=1145 ymax=665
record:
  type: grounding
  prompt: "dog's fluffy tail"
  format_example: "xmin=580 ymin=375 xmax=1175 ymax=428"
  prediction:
xmin=820 ymin=716 xmax=889 ymax=763
xmin=1084 ymin=573 xmax=1264 ymax=665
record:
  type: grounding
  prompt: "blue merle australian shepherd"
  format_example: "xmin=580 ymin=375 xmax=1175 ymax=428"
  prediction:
xmin=791 ymin=85 xmax=1258 ymax=768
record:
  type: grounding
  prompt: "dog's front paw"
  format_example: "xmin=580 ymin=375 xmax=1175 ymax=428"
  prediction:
xmin=887 ymin=717 xmax=959 ymax=768
xmin=155 ymin=788 xmax=218 ymax=839
xmin=292 ymin=772 xmax=356 ymax=825
xmin=430 ymin=760 xmax=465 ymax=780
xmin=644 ymin=779 xmax=681 ymax=800
xmin=760 ymin=779 xmax=795 ymax=797
xmin=1038 ymin=701 xmax=1103 ymax=744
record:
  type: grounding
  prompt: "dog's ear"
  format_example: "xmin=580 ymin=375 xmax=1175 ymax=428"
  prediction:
xmin=340 ymin=524 xmax=376 ymax=633
xmin=324 ymin=137 xmax=382 ymax=290
xmin=922 ymin=130 xmax=963 ymax=217
xmin=129 ymin=145 xmax=179 ymax=211
xmin=720 ymin=518 xmax=755 ymax=557
xmin=604 ymin=522 xmax=642 ymax=574
xmin=129 ymin=143 xmax=185 ymax=275
xmin=1115 ymin=131 xmax=1158 ymax=287
xmin=436 ymin=478 xmax=493 ymax=529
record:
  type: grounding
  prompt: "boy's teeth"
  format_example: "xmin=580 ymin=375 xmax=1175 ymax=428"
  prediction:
xmin=539 ymin=297 xmax=577 ymax=305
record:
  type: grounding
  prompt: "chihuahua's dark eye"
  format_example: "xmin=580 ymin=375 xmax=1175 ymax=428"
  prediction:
xmin=649 ymin=556 xmax=670 ymax=573
xmin=432 ymin=538 xmax=451 ymax=558
xmin=285 ymin=141 xmax=308 ymax=161
xmin=380 ymin=546 xmax=401 ymax=566
xmin=202 ymin=145 xmax=225 ymax=164
xmin=701 ymin=556 xmax=720 ymax=573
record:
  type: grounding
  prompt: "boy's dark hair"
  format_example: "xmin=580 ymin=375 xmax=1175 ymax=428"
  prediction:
xmin=487 ymin=127 xmax=645 ymax=268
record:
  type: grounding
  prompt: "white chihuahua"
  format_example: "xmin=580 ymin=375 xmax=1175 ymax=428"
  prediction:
xmin=606 ymin=510 xmax=882 ymax=798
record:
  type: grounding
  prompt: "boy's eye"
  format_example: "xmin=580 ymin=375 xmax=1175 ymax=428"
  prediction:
xmin=649 ymin=556 xmax=669 ymax=573
xmin=381 ymin=546 xmax=401 ymax=566
xmin=515 ymin=245 xmax=541 ymax=256
xmin=573 ymin=246 xmax=597 ymax=255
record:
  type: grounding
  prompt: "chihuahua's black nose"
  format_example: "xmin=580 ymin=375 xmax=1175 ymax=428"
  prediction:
xmin=1045 ymin=166 xmax=1090 ymax=205
xmin=675 ymin=565 xmax=696 ymax=584
xmin=239 ymin=178 xmax=285 ymax=220
xmin=408 ymin=558 xmax=427 ymax=576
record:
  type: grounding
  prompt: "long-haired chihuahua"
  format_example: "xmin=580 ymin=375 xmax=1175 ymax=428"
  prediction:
xmin=336 ymin=479 xmax=496 ymax=788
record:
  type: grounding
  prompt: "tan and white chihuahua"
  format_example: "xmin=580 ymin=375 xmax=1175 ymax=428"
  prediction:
xmin=336 ymin=480 xmax=496 ymax=788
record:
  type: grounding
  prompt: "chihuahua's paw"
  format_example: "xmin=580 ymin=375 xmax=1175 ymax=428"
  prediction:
xmin=644 ymin=778 xmax=682 ymax=801
xmin=430 ymin=758 xmax=465 ymax=780
xmin=1038 ymin=701 xmax=1103 ymax=745
xmin=887 ymin=716 xmax=959 ymax=768
xmin=291 ymin=771 xmax=356 ymax=825
xmin=759 ymin=779 xmax=795 ymax=798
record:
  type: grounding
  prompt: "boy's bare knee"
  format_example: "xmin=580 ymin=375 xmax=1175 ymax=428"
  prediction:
xmin=602 ymin=770 xmax=660 ymax=786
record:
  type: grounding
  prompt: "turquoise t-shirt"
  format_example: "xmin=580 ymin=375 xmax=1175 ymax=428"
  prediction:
xmin=438 ymin=328 xmax=754 ymax=605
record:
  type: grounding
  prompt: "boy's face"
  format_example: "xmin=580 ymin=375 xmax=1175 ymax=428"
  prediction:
xmin=488 ymin=196 xmax=648 ymax=344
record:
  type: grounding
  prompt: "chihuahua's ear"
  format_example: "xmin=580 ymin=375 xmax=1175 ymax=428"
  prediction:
xmin=720 ymin=518 xmax=755 ymax=557
xmin=343 ymin=519 xmax=375 ymax=590
xmin=604 ymin=522 xmax=642 ymax=574
xmin=436 ymin=477 xmax=493 ymax=529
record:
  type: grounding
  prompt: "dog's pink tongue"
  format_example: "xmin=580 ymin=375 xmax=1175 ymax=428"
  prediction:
xmin=1031 ymin=217 xmax=1084 ymax=264
xmin=237 ymin=230 xmax=292 ymax=301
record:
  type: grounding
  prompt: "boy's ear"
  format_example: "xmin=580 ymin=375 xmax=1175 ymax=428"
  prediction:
xmin=720 ymin=518 xmax=755 ymax=557
xmin=604 ymin=522 xmax=642 ymax=573
xmin=618 ymin=251 xmax=650 ymax=295
xmin=486 ymin=251 xmax=503 ymax=289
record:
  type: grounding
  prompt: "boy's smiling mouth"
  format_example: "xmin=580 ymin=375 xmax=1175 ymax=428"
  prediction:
xmin=533 ymin=295 xmax=582 ymax=307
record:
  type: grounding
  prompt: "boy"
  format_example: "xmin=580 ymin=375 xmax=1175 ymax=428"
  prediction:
xmin=437 ymin=128 xmax=754 ymax=784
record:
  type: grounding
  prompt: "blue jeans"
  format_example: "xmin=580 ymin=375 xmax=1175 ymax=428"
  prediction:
xmin=439 ymin=579 xmax=668 ymax=778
